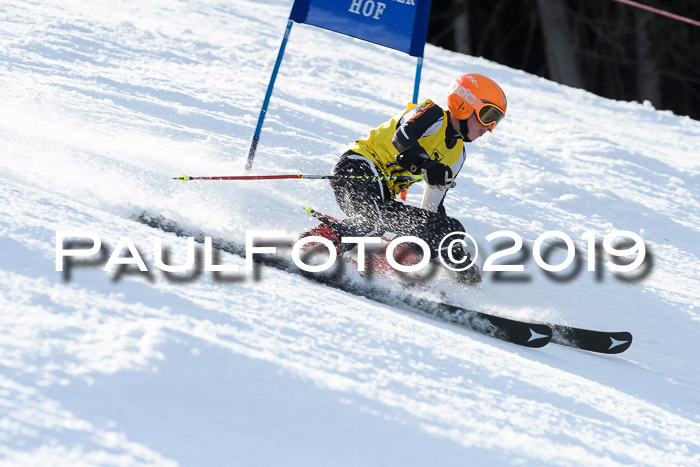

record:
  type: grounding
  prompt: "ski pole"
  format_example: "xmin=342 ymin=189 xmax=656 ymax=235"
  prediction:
xmin=174 ymin=174 xmax=424 ymax=183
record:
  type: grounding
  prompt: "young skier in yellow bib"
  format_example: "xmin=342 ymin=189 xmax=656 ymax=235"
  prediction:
xmin=303 ymin=73 xmax=507 ymax=285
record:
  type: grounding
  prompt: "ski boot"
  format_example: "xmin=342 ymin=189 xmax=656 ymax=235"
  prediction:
xmin=455 ymin=261 xmax=482 ymax=285
xmin=367 ymin=240 xmax=422 ymax=276
xmin=298 ymin=222 xmax=343 ymax=254
xmin=447 ymin=250 xmax=482 ymax=285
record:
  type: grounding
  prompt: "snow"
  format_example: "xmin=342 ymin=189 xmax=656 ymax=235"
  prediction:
xmin=1 ymin=0 xmax=699 ymax=465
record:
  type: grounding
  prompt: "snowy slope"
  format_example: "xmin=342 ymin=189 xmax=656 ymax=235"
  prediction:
xmin=1 ymin=0 xmax=699 ymax=465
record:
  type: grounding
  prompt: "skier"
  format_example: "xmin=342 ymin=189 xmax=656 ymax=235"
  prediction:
xmin=303 ymin=73 xmax=507 ymax=284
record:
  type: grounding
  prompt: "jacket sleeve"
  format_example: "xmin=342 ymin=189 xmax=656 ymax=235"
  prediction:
xmin=392 ymin=102 xmax=445 ymax=155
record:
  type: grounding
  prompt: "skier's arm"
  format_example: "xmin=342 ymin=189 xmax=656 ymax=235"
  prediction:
xmin=421 ymin=147 xmax=466 ymax=213
xmin=393 ymin=102 xmax=454 ymax=189
xmin=421 ymin=185 xmax=447 ymax=213
xmin=392 ymin=102 xmax=444 ymax=156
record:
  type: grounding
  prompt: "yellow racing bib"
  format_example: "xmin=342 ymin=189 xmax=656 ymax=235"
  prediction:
xmin=349 ymin=100 xmax=464 ymax=198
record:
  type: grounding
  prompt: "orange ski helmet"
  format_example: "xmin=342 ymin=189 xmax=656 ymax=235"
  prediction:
xmin=447 ymin=74 xmax=507 ymax=131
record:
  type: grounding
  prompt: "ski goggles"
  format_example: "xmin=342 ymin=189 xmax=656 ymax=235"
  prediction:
xmin=453 ymin=99 xmax=505 ymax=130
xmin=475 ymin=101 xmax=505 ymax=128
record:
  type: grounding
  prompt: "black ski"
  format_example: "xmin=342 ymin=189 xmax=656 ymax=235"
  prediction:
xmin=550 ymin=325 xmax=633 ymax=354
xmin=132 ymin=211 xmax=630 ymax=353
xmin=133 ymin=210 xmax=553 ymax=348
xmin=440 ymin=303 xmax=633 ymax=354
xmin=436 ymin=303 xmax=552 ymax=348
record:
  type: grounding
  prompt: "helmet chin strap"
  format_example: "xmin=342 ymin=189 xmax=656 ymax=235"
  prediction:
xmin=459 ymin=118 xmax=472 ymax=142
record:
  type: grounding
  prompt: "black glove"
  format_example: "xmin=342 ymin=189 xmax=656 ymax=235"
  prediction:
xmin=421 ymin=160 xmax=454 ymax=190
xmin=397 ymin=147 xmax=455 ymax=190
xmin=396 ymin=147 xmax=429 ymax=174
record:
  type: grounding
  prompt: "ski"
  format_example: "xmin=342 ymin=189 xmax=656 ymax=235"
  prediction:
xmin=439 ymin=303 xmax=633 ymax=354
xmin=550 ymin=325 xmax=633 ymax=354
xmin=131 ymin=211 xmax=630 ymax=353
xmin=133 ymin=210 xmax=551 ymax=348
xmin=436 ymin=303 xmax=552 ymax=348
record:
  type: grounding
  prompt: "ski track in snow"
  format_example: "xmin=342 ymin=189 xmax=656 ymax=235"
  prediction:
xmin=1 ymin=0 xmax=699 ymax=465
